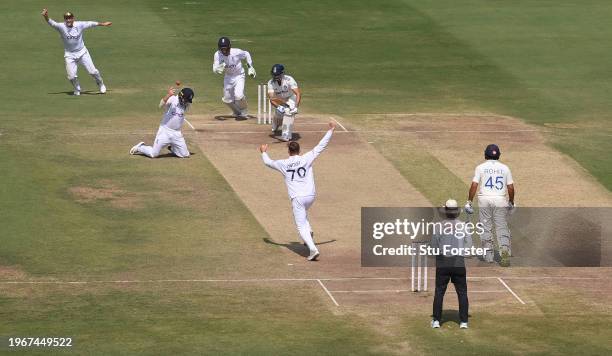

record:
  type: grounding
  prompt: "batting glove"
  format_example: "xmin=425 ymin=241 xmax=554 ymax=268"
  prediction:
xmin=213 ymin=62 xmax=226 ymax=74
xmin=507 ymin=201 xmax=516 ymax=214
xmin=248 ymin=66 xmax=256 ymax=78
xmin=276 ymin=106 xmax=286 ymax=115
xmin=288 ymin=107 xmax=298 ymax=115
xmin=464 ymin=201 xmax=474 ymax=215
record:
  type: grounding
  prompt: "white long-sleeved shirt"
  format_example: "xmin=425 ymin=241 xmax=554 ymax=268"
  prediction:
xmin=160 ymin=96 xmax=186 ymax=131
xmin=213 ymin=48 xmax=252 ymax=76
xmin=262 ymin=129 xmax=333 ymax=199
xmin=47 ymin=19 xmax=98 ymax=53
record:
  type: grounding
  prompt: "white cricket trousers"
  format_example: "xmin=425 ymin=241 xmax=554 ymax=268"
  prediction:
xmin=478 ymin=195 xmax=511 ymax=254
xmin=138 ymin=125 xmax=190 ymax=158
xmin=291 ymin=195 xmax=317 ymax=253
xmin=222 ymin=73 xmax=246 ymax=103
xmin=64 ymin=47 xmax=103 ymax=84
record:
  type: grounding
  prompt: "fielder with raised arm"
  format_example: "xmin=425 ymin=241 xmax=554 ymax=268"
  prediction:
xmin=259 ymin=122 xmax=336 ymax=261
xmin=41 ymin=9 xmax=111 ymax=96
xmin=267 ymin=64 xmax=301 ymax=141
xmin=212 ymin=37 xmax=256 ymax=119
xmin=464 ymin=144 xmax=515 ymax=266
xmin=130 ymin=87 xmax=195 ymax=158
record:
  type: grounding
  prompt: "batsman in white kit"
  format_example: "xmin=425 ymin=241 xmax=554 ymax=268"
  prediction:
xmin=212 ymin=37 xmax=256 ymax=119
xmin=41 ymin=9 xmax=111 ymax=96
xmin=259 ymin=122 xmax=336 ymax=261
xmin=464 ymin=144 xmax=516 ymax=266
xmin=130 ymin=87 xmax=195 ymax=158
xmin=267 ymin=64 xmax=302 ymax=142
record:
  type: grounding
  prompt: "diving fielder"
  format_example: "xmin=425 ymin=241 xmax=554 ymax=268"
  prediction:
xmin=130 ymin=87 xmax=195 ymax=158
xmin=465 ymin=144 xmax=515 ymax=266
xmin=41 ymin=8 xmax=111 ymax=96
xmin=212 ymin=37 xmax=256 ymax=119
xmin=267 ymin=64 xmax=301 ymax=141
xmin=259 ymin=122 xmax=336 ymax=261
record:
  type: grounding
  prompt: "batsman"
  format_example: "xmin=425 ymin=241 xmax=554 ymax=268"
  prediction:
xmin=465 ymin=144 xmax=516 ymax=266
xmin=267 ymin=64 xmax=301 ymax=141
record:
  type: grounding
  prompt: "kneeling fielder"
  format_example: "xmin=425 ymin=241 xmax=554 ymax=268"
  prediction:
xmin=130 ymin=87 xmax=195 ymax=158
xmin=267 ymin=64 xmax=301 ymax=141
xmin=259 ymin=122 xmax=336 ymax=261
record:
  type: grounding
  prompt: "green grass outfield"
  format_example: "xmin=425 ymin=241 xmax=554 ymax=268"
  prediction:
xmin=1 ymin=0 xmax=611 ymax=354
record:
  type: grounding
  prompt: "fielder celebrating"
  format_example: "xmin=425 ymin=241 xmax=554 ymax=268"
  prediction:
xmin=130 ymin=87 xmax=195 ymax=158
xmin=41 ymin=9 xmax=111 ymax=96
xmin=465 ymin=144 xmax=515 ymax=266
xmin=267 ymin=64 xmax=302 ymax=141
xmin=259 ymin=122 xmax=336 ymax=261
xmin=212 ymin=37 xmax=256 ymax=119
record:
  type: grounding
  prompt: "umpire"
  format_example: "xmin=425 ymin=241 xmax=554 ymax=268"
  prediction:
xmin=430 ymin=199 xmax=472 ymax=329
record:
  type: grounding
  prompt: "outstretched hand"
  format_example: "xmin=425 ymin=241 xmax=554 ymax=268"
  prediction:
xmin=41 ymin=8 xmax=49 ymax=19
xmin=329 ymin=121 xmax=337 ymax=131
xmin=99 ymin=22 xmax=112 ymax=26
xmin=167 ymin=87 xmax=176 ymax=96
xmin=259 ymin=144 xmax=269 ymax=153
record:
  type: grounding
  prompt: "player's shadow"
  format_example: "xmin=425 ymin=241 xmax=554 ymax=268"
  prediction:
xmin=270 ymin=133 xmax=302 ymax=142
xmin=263 ymin=237 xmax=336 ymax=257
xmin=132 ymin=151 xmax=196 ymax=159
xmin=48 ymin=90 xmax=101 ymax=96
xmin=214 ymin=115 xmax=254 ymax=121
xmin=433 ymin=310 xmax=472 ymax=326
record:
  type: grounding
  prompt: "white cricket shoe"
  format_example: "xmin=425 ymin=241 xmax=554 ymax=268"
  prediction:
xmin=73 ymin=90 xmax=80 ymax=96
xmin=307 ymin=250 xmax=320 ymax=261
xmin=130 ymin=142 xmax=145 ymax=155
xmin=460 ymin=322 xmax=468 ymax=329
xmin=99 ymin=84 xmax=107 ymax=94
xmin=431 ymin=320 xmax=440 ymax=329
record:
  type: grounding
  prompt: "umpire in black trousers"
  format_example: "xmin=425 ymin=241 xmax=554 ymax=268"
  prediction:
xmin=430 ymin=199 xmax=471 ymax=329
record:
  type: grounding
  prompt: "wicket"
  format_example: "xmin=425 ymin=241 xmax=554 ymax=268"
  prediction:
xmin=257 ymin=84 xmax=272 ymax=124
xmin=411 ymin=242 xmax=428 ymax=292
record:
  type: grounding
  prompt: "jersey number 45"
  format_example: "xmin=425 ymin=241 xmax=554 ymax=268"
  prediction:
xmin=485 ymin=176 xmax=504 ymax=190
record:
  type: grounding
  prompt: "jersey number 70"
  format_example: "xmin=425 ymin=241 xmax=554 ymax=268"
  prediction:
xmin=485 ymin=176 xmax=504 ymax=190
xmin=287 ymin=167 xmax=306 ymax=181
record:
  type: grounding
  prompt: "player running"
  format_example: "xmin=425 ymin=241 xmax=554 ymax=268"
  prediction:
xmin=212 ymin=37 xmax=256 ymax=119
xmin=130 ymin=87 xmax=195 ymax=158
xmin=41 ymin=8 xmax=111 ymax=96
xmin=464 ymin=144 xmax=515 ymax=266
xmin=267 ymin=64 xmax=302 ymax=141
xmin=259 ymin=122 xmax=336 ymax=261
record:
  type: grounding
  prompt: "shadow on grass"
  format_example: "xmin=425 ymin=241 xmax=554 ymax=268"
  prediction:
xmin=433 ymin=309 xmax=472 ymax=326
xmin=48 ymin=90 xmax=101 ymax=96
xmin=263 ymin=237 xmax=336 ymax=257
xmin=214 ymin=114 xmax=254 ymax=121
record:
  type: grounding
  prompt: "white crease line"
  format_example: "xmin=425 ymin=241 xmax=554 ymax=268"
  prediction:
xmin=330 ymin=117 xmax=349 ymax=132
xmin=317 ymin=279 xmax=339 ymax=306
xmin=190 ymin=122 xmax=329 ymax=126
xmin=195 ymin=129 xmax=538 ymax=135
xmin=330 ymin=289 xmax=508 ymax=293
xmin=0 ymin=276 xmax=605 ymax=285
xmin=498 ymin=277 xmax=526 ymax=305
